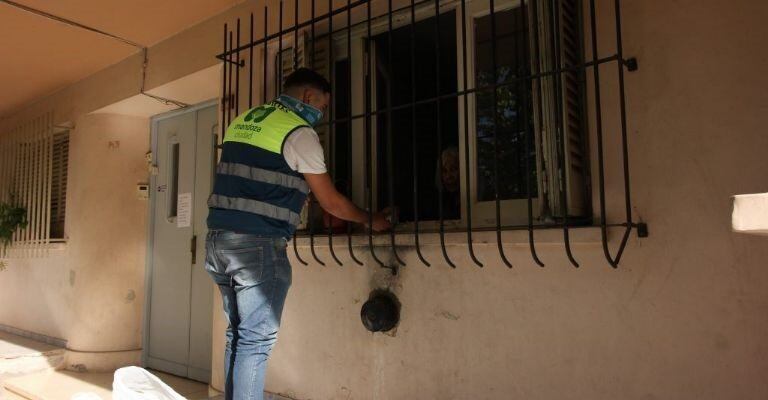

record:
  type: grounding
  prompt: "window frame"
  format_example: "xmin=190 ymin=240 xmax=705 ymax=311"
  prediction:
xmin=362 ymin=0 xmax=546 ymax=230
xmin=462 ymin=0 xmax=546 ymax=228
xmin=262 ymin=0 xmax=589 ymax=233
xmin=0 ymin=115 xmax=69 ymax=254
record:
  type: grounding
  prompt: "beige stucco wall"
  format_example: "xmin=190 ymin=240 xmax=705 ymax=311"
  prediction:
xmin=0 ymin=0 xmax=326 ymax=359
xmin=0 ymin=113 xmax=149 ymax=370
xmin=257 ymin=0 xmax=768 ymax=399
xmin=64 ymin=114 xmax=149 ymax=352
xmin=0 ymin=0 xmax=766 ymax=398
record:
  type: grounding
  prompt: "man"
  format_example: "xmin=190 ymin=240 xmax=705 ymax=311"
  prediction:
xmin=205 ymin=68 xmax=391 ymax=400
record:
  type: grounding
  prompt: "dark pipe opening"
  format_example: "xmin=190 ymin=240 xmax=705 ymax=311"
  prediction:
xmin=360 ymin=289 xmax=400 ymax=332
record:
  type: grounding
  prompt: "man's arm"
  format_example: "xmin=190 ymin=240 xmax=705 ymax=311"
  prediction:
xmin=303 ymin=172 xmax=391 ymax=231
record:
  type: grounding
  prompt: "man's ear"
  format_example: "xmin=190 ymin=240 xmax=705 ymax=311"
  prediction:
xmin=302 ymin=88 xmax=313 ymax=105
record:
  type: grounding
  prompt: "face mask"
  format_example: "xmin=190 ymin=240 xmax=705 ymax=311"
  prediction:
xmin=277 ymin=94 xmax=324 ymax=126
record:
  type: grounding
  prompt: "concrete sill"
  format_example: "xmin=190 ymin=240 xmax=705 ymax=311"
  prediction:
xmin=40 ymin=242 xmax=67 ymax=252
xmin=294 ymin=226 xmax=607 ymax=248
xmin=5 ymin=242 xmax=66 ymax=249
xmin=0 ymin=242 xmax=67 ymax=258
xmin=732 ymin=192 xmax=768 ymax=236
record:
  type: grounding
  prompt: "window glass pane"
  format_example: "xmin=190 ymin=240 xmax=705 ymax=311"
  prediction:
xmin=474 ymin=6 xmax=537 ymax=202
xmin=374 ymin=10 xmax=460 ymax=222
xmin=333 ymin=58 xmax=352 ymax=196
xmin=168 ymin=143 xmax=179 ymax=218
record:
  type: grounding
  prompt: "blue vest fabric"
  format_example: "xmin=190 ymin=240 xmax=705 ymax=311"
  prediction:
xmin=207 ymin=100 xmax=311 ymax=237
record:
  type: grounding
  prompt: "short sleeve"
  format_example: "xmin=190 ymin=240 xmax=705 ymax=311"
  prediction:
xmin=282 ymin=127 xmax=327 ymax=174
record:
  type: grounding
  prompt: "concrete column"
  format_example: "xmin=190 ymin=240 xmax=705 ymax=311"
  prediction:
xmin=64 ymin=113 xmax=149 ymax=371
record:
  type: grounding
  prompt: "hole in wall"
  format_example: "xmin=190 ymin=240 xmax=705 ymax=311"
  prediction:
xmin=360 ymin=289 xmax=400 ymax=333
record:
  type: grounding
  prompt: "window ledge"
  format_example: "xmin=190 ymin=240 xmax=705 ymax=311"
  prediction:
xmin=294 ymin=226 xmax=605 ymax=248
xmin=15 ymin=242 xmax=67 ymax=250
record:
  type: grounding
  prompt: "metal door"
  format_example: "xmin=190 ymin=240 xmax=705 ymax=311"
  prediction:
xmin=146 ymin=102 xmax=217 ymax=382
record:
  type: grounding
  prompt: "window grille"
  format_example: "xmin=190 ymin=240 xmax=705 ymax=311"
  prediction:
xmin=216 ymin=0 xmax=646 ymax=268
xmin=0 ymin=112 xmax=67 ymax=259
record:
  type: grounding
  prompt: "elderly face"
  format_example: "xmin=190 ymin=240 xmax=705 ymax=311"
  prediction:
xmin=441 ymin=149 xmax=460 ymax=192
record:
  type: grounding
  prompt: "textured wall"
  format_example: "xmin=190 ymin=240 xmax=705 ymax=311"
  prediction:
xmin=0 ymin=0 xmax=766 ymax=397
xmin=252 ymin=0 xmax=768 ymax=399
xmin=0 ymin=113 xmax=149 ymax=371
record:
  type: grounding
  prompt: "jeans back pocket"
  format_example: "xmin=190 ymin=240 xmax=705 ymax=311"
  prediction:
xmin=218 ymin=246 xmax=266 ymax=287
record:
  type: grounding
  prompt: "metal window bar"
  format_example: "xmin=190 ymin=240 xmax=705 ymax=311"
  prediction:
xmin=460 ymin=0 xmax=481 ymax=267
xmin=434 ymin=0 xmax=456 ymax=268
xmin=236 ymin=19 xmax=241 ymax=115
xmin=249 ymin=13 xmax=255 ymax=109
xmin=347 ymin=0 xmax=364 ymax=266
xmin=544 ymin=0 xmax=579 ymax=267
xmin=365 ymin=0 xmax=386 ymax=268
xmin=411 ymin=0 xmax=431 ymax=266
xmin=215 ymin=0 xmax=644 ymax=269
xmin=387 ymin=0 xmax=407 ymax=267
xmin=325 ymin=0 xmax=344 ymax=266
xmin=520 ymin=0 xmax=545 ymax=267
xmin=308 ymin=0 xmax=326 ymax=267
xmin=488 ymin=0 xmax=513 ymax=269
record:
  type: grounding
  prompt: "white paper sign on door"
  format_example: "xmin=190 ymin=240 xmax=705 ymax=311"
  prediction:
xmin=177 ymin=193 xmax=192 ymax=228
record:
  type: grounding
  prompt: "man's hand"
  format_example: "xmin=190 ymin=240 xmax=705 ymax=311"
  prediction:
xmin=368 ymin=211 xmax=392 ymax=232
xmin=304 ymin=173 xmax=391 ymax=231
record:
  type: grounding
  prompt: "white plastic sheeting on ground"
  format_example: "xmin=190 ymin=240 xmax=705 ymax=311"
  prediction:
xmin=113 ymin=367 xmax=187 ymax=400
xmin=71 ymin=393 xmax=106 ymax=400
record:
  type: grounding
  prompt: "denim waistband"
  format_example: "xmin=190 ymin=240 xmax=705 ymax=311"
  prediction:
xmin=207 ymin=229 xmax=288 ymax=243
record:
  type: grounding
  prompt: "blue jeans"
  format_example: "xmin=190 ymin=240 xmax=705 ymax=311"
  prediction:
xmin=204 ymin=230 xmax=292 ymax=400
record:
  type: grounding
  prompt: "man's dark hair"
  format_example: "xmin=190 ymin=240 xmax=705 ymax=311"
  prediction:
xmin=283 ymin=68 xmax=331 ymax=93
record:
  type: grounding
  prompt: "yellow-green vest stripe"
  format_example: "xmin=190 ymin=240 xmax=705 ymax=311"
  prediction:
xmin=223 ymin=100 xmax=309 ymax=154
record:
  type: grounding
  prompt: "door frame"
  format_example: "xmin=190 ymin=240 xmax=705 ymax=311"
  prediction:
xmin=141 ymin=99 xmax=219 ymax=373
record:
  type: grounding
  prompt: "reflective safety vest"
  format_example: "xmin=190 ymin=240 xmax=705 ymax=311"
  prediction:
xmin=207 ymin=100 xmax=311 ymax=237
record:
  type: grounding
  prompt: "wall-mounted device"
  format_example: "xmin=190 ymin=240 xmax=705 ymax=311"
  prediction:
xmin=137 ymin=183 xmax=150 ymax=200
xmin=145 ymin=151 xmax=159 ymax=175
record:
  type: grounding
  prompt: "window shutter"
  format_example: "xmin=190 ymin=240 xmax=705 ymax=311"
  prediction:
xmin=277 ymin=32 xmax=307 ymax=91
xmin=558 ymin=0 xmax=587 ymax=217
xmin=49 ymin=132 xmax=69 ymax=240
xmin=534 ymin=0 xmax=587 ymax=218
xmin=278 ymin=32 xmax=331 ymax=152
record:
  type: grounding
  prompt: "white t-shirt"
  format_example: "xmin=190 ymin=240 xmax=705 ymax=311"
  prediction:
xmin=282 ymin=127 xmax=327 ymax=174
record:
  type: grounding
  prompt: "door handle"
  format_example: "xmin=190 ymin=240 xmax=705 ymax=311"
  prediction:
xmin=190 ymin=235 xmax=197 ymax=265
